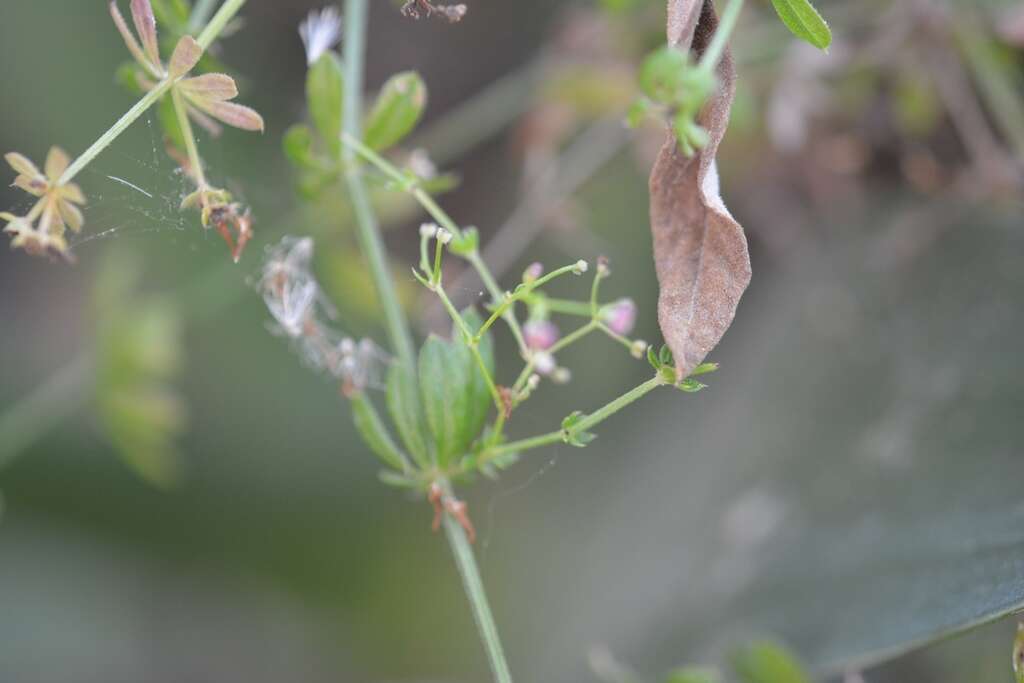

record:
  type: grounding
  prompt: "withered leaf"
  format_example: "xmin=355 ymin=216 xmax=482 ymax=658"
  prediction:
xmin=650 ymin=0 xmax=751 ymax=381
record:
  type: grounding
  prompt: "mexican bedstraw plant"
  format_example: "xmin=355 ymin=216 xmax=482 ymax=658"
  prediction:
xmin=263 ymin=0 xmax=832 ymax=680
xmin=4 ymin=0 xmax=834 ymax=680
xmin=2 ymin=0 xmax=263 ymax=262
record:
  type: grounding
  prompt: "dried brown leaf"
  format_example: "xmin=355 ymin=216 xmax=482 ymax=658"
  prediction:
xmin=650 ymin=0 xmax=751 ymax=380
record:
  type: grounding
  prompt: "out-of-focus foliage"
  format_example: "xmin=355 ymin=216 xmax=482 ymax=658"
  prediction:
xmin=93 ymin=248 xmax=186 ymax=489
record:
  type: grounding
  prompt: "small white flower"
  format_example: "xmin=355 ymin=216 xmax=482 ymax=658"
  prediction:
xmin=573 ymin=259 xmax=589 ymax=275
xmin=407 ymin=149 xmax=437 ymax=180
xmin=552 ymin=367 xmax=572 ymax=384
xmin=631 ymin=340 xmax=649 ymax=359
xmin=436 ymin=228 xmax=453 ymax=245
xmin=299 ymin=6 xmax=343 ymax=66
xmin=527 ymin=374 xmax=541 ymax=391
xmin=420 ymin=222 xmax=438 ymax=238
xmin=533 ymin=351 xmax=556 ymax=375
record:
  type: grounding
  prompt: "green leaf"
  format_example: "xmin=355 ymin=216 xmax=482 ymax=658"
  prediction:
xmin=416 ymin=310 xmax=494 ymax=467
xmin=561 ymin=411 xmax=596 ymax=448
xmin=386 ymin=364 xmax=430 ymax=468
xmin=677 ymin=378 xmax=707 ymax=393
xmin=379 ymin=471 xmax=421 ymax=489
xmin=449 ymin=226 xmax=479 ymax=256
xmin=364 ymin=71 xmax=428 ymax=152
xmin=769 ymin=0 xmax=832 ymax=50
xmin=115 ymin=63 xmax=144 ymax=95
xmin=283 ymin=124 xmax=316 ymax=168
xmin=418 ymin=335 xmax=469 ymax=467
xmin=664 ymin=667 xmax=721 ymax=683
xmin=150 ymin=0 xmax=191 ymax=29
xmin=732 ymin=641 xmax=810 ymax=683
xmin=626 ymin=97 xmax=651 ymax=129
xmin=306 ymin=52 xmax=344 ymax=156
xmin=350 ymin=394 xmax=409 ymax=472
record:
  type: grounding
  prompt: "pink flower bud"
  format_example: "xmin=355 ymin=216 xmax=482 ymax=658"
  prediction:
xmin=603 ymin=298 xmax=637 ymax=336
xmin=524 ymin=320 xmax=560 ymax=351
xmin=523 ymin=262 xmax=544 ymax=283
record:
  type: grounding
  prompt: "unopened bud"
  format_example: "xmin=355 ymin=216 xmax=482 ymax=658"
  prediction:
xmin=630 ymin=339 xmax=649 ymax=359
xmin=527 ymin=374 xmax=541 ymax=390
xmin=533 ymin=351 xmax=556 ymax=375
xmin=603 ymin=298 xmax=638 ymax=336
xmin=436 ymin=228 xmax=453 ymax=245
xmin=524 ymin=319 xmax=560 ymax=351
xmin=523 ymin=262 xmax=544 ymax=283
xmin=552 ymin=367 xmax=572 ymax=384
xmin=573 ymin=260 xmax=589 ymax=275
xmin=420 ymin=223 xmax=438 ymax=238
xmin=596 ymin=256 xmax=611 ymax=277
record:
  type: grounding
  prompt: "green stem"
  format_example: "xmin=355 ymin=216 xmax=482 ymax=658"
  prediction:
xmin=436 ymin=284 xmax=504 ymax=413
xmin=341 ymin=0 xmax=415 ymax=373
xmin=480 ymin=375 xmax=665 ymax=465
xmin=60 ymin=83 xmax=172 ymax=185
xmin=189 ymin=0 xmax=220 ymax=34
xmin=59 ymin=0 xmax=247 ymax=186
xmin=341 ymin=4 xmax=511 ymax=680
xmin=342 ymin=132 xmax=529 ymax=356
xmin=699 ymin=0 xmax=745 ymax=73
xmin=440 ymin=480 xmax=514 ymax=683
xmin=172 ymin=88 xmax=208 ymax=188
xmin=196 ymin=0 xmax=247 ymax=50
xmin=476 ymin=263 xmax=581 ymax=341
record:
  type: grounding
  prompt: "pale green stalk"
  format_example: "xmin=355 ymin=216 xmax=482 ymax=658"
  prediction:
xmin=59 ymin=0 xmax=248 ymax=186
xmin=189 ymin=0 xmax=220 ymax=34
xmin=478 ymin=375 xmax=665 ymax=468
xmin=341 ymin=0 xmax=415 ymax=373
xmin=699 ymin=0 xmax=745 ymax=74
xmin=341 ymin=2 xmax=512 ymax=680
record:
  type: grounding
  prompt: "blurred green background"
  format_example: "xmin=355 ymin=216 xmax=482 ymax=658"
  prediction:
xmin=1 ymin=1 xmax=1023 ymax=681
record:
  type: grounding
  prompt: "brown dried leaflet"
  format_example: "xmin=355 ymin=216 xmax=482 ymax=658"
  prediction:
xmin=649 ymin=0 xmax=751 ymax=380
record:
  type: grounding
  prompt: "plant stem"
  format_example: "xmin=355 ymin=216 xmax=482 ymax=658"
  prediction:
xmin=0 ymin=355 xmax=92 ymax=471
xmin=341 ymin=0 xmax=416 ymax=373
xmin=59 ymin=0 xmax=248 ymax=186
xmin=60 ymin=83 xmax=172 ymax=185
xmin=196 ymin=0 xmax=247 ymax=50
xmin=172 ymin=88 xmax=208 ymax=188
xmin=480 ymin=375 xmax=665 ymax=465
xmin=699 ymin=0 xmax=745 ymax=73
xmin=341 ymin=5 xmax=511 ymax=679
xmin=439 ymin=480 xmax=514 ymax=683
xmin=189 ymin=0 xmax=220 ymax=34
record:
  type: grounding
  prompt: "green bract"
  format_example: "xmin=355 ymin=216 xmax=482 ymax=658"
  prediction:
xmin=365 ymin=71 xmax=428 ymax=151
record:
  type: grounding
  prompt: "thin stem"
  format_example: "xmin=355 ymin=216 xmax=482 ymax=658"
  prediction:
xmin=189 ymin=0 xmax=220 ymax=34
xmin=172 ymin=88 xmax=208 ymax=188
xmin=435 ymin=285 xmax=504 ymax=413
xmin=342 ymin=132 xmax=529 ymax=355
xmin=342 ymin=0 xmax=416 ymax=373
xmin=60 ymin=83 xmax=171 ymax=185
xmin=476 ymin=263 xmax=581 ymax=341
xmin=0 ymin=355 xmax=93 ymax=471
xmin=196 ymin=0 xmax=247 ymax=50
xmin=440 ymin=481 xmax=514 ymax=683
xmin=480 ymin=375 xmax=665 ymax=465
xmin=699 ymin=0 xmax=745 ymax=73
xmin=59 ymin=0 xmax=248 ymax=185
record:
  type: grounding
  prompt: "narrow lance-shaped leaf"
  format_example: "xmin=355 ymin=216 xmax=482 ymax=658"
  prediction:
xmin=350 ymin=393 xmax=410 ymax=473
xmin=418 ymin=335 xmax=467 ymax=467
xmin=307 ymin=52 xmax=344 ymax=156
xmin=364 ymin=71 xmax=428 ymax=152
xmin=649 ymin=0 xmax=751 ymax=380
xmin=769 ymin=0 xmax=832 ymax=51
xmin=386 ymin=363 xmax=431 ymax=468
xmin=455 ymin=308 xmax=494 ymax=451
